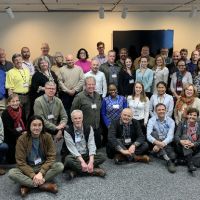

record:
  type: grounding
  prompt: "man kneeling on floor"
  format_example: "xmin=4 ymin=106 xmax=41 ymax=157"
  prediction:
xmin=63 ymin=109 xmax=106 ymax=179
xmin=8 ymin=115 xmax=64 ymax=197
xmin=147 ymin=103 xmax=176 ymax=173
xmin=106 ymin=108 xmax=150 ymax=164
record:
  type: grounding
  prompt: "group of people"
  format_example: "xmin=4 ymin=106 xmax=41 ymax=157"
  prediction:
xmin=1 ymin=41 xmax=200 ymax=197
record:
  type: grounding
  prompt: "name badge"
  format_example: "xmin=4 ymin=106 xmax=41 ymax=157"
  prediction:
xmin=48 ymin=114 xmax=54 ymax=119
xmin=113 ymin=104 xmax=119 ymax=109
xmin=112 ymin=74 xmax=117 ymax=78
xmin=16 ymin=127 xmax=22 ymax=132
xmin=124 ymin=138 xmax=131 ymax=144
xmin=129 ymin=79 xmax=134 ymax=84
xmin=34 ymin=157 xmax=42 ymax=165
xmin=177 ymin=87 xmax=182 ymax=92
xmin=91 ymin=104 xmax=97 ymax=109
xmin=75 ymin=135 xmax=82 ymax=143
xmin=23 ymin=83 xmax=29 ymax=88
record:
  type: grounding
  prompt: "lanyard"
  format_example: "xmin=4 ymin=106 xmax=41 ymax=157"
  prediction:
xmin=18 ymin=69 xmax=27 ymax=83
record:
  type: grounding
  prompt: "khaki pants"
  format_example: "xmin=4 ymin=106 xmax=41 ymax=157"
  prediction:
xmin=8 ymin=162 xmax=64 ymax=188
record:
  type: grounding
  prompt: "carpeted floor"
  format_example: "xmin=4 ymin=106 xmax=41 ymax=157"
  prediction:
xmin=1 ymin=154 xmax=200 ymax=200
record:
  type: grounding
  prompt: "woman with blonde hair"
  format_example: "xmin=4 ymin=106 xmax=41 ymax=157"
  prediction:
xmin=174 ymin=83 xmax=200 ymax=125
xmin=152 ymin=55 xmax=169 ymax=93
xmin=127 ymin=81 xmax=149 ymax=135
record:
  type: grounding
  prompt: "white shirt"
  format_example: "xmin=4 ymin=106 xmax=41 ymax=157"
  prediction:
xmin=84 ymin=70 xmax=107 ymax=97
xmin=127 ymin=96 xmax=149 ymax=124
xmin=149 ymin=93 xmax=174 ymax=117
xmin=22 ymin=60 xmax=35 ymax=76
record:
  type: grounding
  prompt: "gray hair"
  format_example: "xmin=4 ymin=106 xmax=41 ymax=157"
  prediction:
xmin=54 ymin=51 xmax=64 ymax=58
xmin=84 ymin=76 xmax=96 ymax=85
xmin=45 ymin=81 xmax=56 ymax=87
xmin=71 ymin=109 xmax=83 ymax=119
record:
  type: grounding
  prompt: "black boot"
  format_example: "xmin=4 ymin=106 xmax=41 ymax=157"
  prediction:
xmin=188 ymin=161 xmax=197 ymax=172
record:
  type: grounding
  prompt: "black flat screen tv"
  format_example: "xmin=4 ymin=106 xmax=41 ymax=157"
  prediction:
xmin=113 ymin=30 xmax=174 ymax=60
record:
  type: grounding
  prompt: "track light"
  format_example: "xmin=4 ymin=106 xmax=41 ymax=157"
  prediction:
xmin=5 ymin=7 xmax=15 ymax=19
xmin=121 ymin=7 xmax=128 ymax=19
xmin=189 ymin=6 xmax=197 ymax=18
xmin=99 ymin=6 xmax=104 ymax=19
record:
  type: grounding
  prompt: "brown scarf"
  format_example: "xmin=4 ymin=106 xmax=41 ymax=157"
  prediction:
xmin=7 ymin=106 xmax=25 ymax=131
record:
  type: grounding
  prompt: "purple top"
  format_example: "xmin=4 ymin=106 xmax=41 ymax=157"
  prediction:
xmin=75 ymin=59 xmax=91 ymax=73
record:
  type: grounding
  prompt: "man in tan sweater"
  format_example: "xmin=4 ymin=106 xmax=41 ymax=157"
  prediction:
xmin=58 ymin=54 xmax=84 ymax=123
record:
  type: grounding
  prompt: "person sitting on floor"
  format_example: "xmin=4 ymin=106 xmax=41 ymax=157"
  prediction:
xmin=63 ymin=109 xmax=106 ymax=179
xmin=8 ymin=115 xmax=64 ymax=197
xmin=174 ymin=107 xmax=200 ymax=172
xmin=107 ymin=108 xmax=149 ymax=164
xmin=147 ymin=103 xmax=176 ymax=173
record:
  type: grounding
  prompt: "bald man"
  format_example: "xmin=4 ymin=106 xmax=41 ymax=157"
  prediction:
xmin=33 ymin=43 xmax=54 ymax=70
xmin=58 ymin=54 xmax=84 ymax=123
xmin=166 ymin=51 xmax=181 ymax=94
xmin=107 ymin=108 xmax=149 ymax=164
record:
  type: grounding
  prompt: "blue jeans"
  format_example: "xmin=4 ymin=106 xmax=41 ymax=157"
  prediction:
xmin=0 ymin=143 xmax=8 ymax=163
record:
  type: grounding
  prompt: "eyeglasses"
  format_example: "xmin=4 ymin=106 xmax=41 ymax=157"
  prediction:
xmin=178 ymin=65 xmax=185 ymax=67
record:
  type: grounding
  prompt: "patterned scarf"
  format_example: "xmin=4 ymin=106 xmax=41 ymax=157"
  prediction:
xmin=175 ymin=96 xmax=195 ymax=111
xmin=7 ymin=106 xmax=25 ymax=131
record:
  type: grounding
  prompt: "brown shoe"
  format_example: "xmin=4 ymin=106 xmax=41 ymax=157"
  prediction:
xmin=20 ymin=186 xmax=30 ymax=197
xmin=91 ymin=168 xmax=106 ymax=177
xmin=0 ymin=168 xmax=6 ymax=175
xmin=39 ymin=183 xmax=58 ymax=194
xmin=134 ymin=155 xmax=150 ymax=163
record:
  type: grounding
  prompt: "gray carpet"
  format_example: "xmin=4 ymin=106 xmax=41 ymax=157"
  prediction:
xmin=1 ymin=155 xmax=200 ymax=200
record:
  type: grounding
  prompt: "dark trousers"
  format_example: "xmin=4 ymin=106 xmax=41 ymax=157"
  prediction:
xmin=151 ymin=131 xmax=176 ymax=160
xmin=60 ymin=91 xmax=76 ymax=125
xmin=64 ymin=152 xmax=106 ymax=174
xmin=94 ymin=128 xmax=102 ymax=149
xmin=106 ymin=140 xmax=149 ymax=159
xmin=175 ymin=135 xmax=200 ymax=167
xmin=0 ymin=143 xmax=8 ymax=163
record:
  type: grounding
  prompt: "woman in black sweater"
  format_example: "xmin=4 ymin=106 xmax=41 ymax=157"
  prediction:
xmin=118 ymin=57 xmax=136 ymax=97
xmin=2 ymin=94 xmax=26 ymax=163
xmin=30 ymin=56 xmax=58 ymax=115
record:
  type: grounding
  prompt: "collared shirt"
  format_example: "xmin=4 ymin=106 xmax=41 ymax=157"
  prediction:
xmin=108 ymin=64 xmax=120 ymax=87
xmin=149 ymin=93 xmax=174 ymax=117
xmin=94 ymin=54 xmax=107 ymax=65
xmin=136 ymin=68 xmax=154 ymax=92
xmin=101 ymin=95 xmax=127 ymax=127
xmin=147 ymin=115 xmax=175 ymax=145
xmin=64 ymin=126 xmax=96 ymax=157
xmin=6 ymin=67 xmax=31 ymax=94
xmin=71 ymin=90 xmax=101 ymax=129
xmin=84 ymin=70 xmax=107 ymax=97
xmin=127 ymin=95 xmax=149 ymax=124
xmin=22 ymin=60 xmax=35 ymax=76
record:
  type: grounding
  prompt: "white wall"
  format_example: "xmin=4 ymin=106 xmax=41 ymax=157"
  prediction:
xmin=0 ymin=11 xmax=199 ymax=60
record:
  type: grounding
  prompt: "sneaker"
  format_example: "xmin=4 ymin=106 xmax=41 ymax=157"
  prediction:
xmin=0 ymin=168 xmax=6 ymax=175
xmin=166 ymin=160 xmax=176 ymax=173
xmin=91 ymin=168 xmax=106 ymax=177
